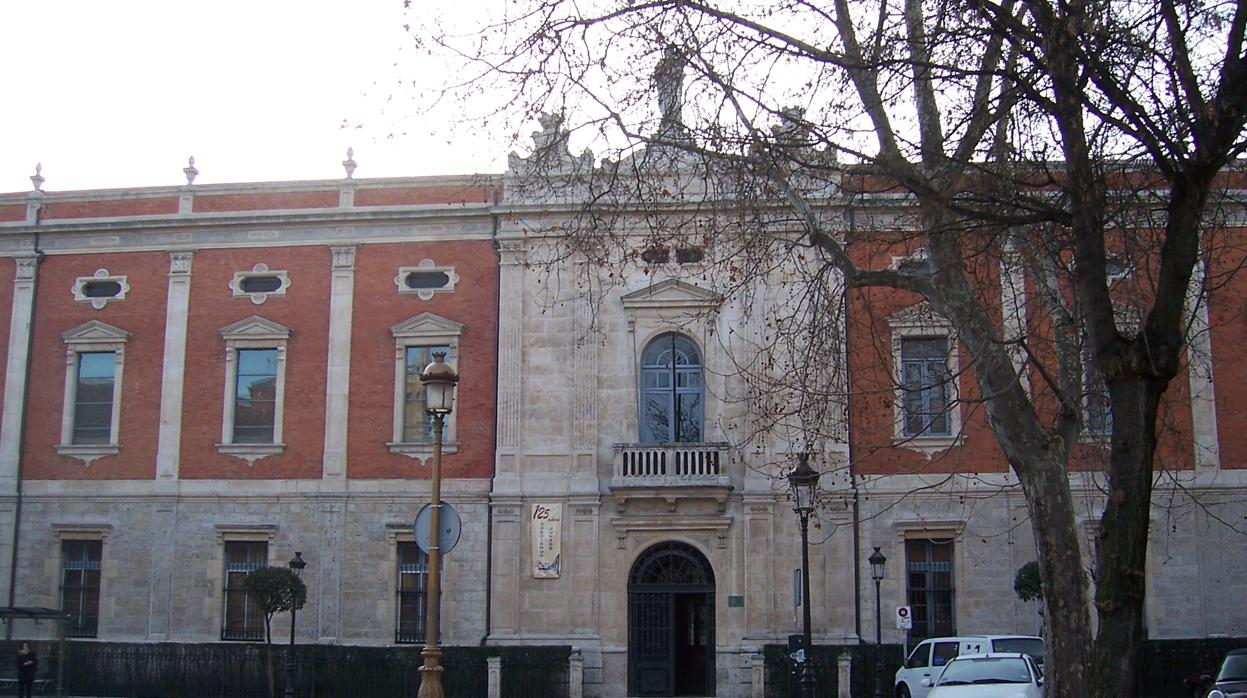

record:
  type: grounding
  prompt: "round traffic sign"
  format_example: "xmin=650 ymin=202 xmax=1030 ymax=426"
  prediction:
xmin=414 ymin=502 xmax=462 ymax=555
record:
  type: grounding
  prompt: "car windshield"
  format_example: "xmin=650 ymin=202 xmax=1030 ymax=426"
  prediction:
xmin=936 ymin=657 xmax=1032 ymax=686
xmin=992 ymin=638 xmax=1044 ymax=663
xmin=1219 ymin=654 xmax=1247 ymax=682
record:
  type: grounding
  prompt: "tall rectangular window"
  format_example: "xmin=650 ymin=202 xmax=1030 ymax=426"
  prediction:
xmin=233 ymin=349 xmax=278 ymax=444
xmin=396 ymin=542 xmax=429 ymax=643
xmin=906 ymin=538 xmax=955 ymax=641
xmin=402 ymin=346 xmax=449 ymax=443
xmin=1084 ymin=359 xmax=1112 ymax=437
xmin=73 ymin=352 xmax=116 ymax=445
xmin=61 ymin=540 xmax=102 ymax=638
xmin=900 ymin=337 xmax=952 ymax=437
xmin=222 ymin=541 xmax=267 ymax=641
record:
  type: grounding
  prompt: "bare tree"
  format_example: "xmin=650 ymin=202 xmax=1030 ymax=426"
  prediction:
xmin=411 ymin=1 xmax=1247 ymax=695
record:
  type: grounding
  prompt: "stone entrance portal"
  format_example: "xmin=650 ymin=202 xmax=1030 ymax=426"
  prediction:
xmin=627 ymin=541 xmax=716 ymax=697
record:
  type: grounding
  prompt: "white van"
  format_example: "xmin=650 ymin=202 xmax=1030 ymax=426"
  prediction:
xmin=893 ymin=635 xmax=1043 ymax=698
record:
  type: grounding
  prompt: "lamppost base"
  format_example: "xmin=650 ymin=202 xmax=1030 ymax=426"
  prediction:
xmin=417 ymin=646 xmax=445 ymax=698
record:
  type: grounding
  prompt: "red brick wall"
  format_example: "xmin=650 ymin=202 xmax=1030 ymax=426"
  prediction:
xmin=346 ymin=240 xmax=498 ymax=480
xmin=192 ymin=191 xmax=339 ymax=212
xmin=178 ymin=246 xmax=331 ymax=479
xmin=355 ymin=186 xmax=494 ymax=207
xmin=42 ymin=197 xmax=179 ymax=220
xmin=23 ymin=252 xmax=170 ymax=479
xmin=1206 ymin=227 xmax=1247 ymax=469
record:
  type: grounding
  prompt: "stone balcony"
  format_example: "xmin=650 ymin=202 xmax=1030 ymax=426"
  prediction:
xmin=609 ymin=442 xmax=734 ymax=546
xmin=610 ymin=442 xmax=732 ymax=514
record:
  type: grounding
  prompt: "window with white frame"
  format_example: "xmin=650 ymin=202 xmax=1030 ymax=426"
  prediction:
xmin=58 ymin=321 xmax=128 ymax=465
xmin=218 ymin=316 xmax=290 ymax=462
xmin=640 ymin=332 xmax=705 ymax=443
xmin=900 ymin=337 xmax=954 ymax=437
xmin=230 ymin=263 xmax=291 ymax=305
xmin=388 ymin=312 xmax=463 ymax=457
xmin=72 ymin=269 xmax=130 ymax=309
xmin=890 ymin=304 xmax=961 ymax=446
xmin=1082 ymin=351 xmax=1112 ymax=437
xmin=394 ymin=259 xmax=459 ymax=300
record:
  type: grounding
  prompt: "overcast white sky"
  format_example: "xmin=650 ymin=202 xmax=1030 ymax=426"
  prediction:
xmin=0 ymin=1 xmax=508 ymax=194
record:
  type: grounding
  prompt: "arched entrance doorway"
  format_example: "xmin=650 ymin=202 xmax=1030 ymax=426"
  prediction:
xmin=628 ymin=541 xmax=716 ymax=697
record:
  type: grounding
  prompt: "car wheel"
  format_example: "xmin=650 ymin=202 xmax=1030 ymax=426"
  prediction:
xmin=896 ymin=684 xmax=911 ymax=698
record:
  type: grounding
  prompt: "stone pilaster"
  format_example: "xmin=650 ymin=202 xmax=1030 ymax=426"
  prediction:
xmin=146 ymin=497 xmax=178 ymax=639
xmin=156 ymin=251 xmax=194 ymax=479
xmin=0 ymin=254 xmax=38 ymax=605
xmin=1186 ymin=252 xmax=1220 ymax=469
xmin=494 ymin=240 xmax=526 ymax=492
xmin=322 ymin=245 xmax=357 ymax=479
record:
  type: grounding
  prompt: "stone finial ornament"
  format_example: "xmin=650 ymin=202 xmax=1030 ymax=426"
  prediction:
xmin=343 ymin=148 xmax=357 ymax=179
xmin=183 ymin=156 xmax=199 ymax=186
xmin=30 ymin=163 xmax=44 ymax=192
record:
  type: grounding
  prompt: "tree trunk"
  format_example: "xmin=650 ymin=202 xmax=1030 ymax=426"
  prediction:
xmin=265 ymin=619 xmax=275 ymax=698
xmin=1088 ymin=376 xmax=1163 ymax=698
xmin=1013 ymin=449 xmax=1093 ymax=698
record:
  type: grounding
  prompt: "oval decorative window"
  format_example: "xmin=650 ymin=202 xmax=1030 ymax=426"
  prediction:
xmin=239 ymin=275 xmax=283 ymax=294
xmin=82 ymin=281 xmax=123 ymax=298
xmin=405 ymin=271 xmax=451 ymax=290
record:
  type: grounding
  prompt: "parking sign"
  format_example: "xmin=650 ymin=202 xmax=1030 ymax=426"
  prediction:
xmin=895 ymin=605 xmax=912 ymax=630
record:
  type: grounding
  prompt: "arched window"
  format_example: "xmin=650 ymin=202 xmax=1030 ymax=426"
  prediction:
xmin=640 ymin=333 xmax=703 ymax=443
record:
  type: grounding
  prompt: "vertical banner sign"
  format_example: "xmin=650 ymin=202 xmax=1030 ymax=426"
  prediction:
xmin=531 ymin=503 xmax=562 ymax=578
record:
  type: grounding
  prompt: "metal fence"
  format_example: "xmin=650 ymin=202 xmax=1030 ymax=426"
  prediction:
xmin=54 ymin=642 xmax=571 ymax=698
xmin=763 ymin=638 xmax=1247 ymax=698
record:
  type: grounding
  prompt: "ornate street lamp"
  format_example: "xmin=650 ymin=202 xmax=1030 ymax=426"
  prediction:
xmin=284 ymin=551 xmax=306 ymax=698
xmin=417 ymin=352 xmax=458 ymax=698
xmin=787 ymin=454 xmax=821 ymax=698
xmin=869 ymin=546 xmax=888 ymax=698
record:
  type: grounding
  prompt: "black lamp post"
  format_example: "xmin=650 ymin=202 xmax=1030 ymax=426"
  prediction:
xmin=787 ymin=454 xmax=821 ymax=698
xmin=869 ymin=546 xmax=888 ymax=698
xmin=284 ymin=551 xmax=306 ymax=698
xmin=417 ymin=352 xmax=458 ymax=698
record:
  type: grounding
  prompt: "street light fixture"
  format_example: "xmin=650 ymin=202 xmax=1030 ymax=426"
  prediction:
xmin=285 ymin=551 xmax=306 ymax=698
xmin=869 ymin=546 xmax=888 ymax=698
xmin=417 ymin=352 xmax=458 ymax=698
xmin=787 ymin=454 xmax=821 ymax=698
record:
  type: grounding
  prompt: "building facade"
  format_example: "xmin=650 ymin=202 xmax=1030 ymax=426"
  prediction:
xmin=0 ymin=144 xmax=1244 ymax=698
xmin=0 ymin=168 xmax=499 ymax=648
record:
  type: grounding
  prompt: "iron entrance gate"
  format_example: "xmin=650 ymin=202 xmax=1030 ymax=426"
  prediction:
xmin=627 ymin=542 xmax=716 ymax=697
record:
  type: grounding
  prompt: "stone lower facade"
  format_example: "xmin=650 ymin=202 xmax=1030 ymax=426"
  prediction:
xmin=9 ymin=479 xmax=491 ymax=647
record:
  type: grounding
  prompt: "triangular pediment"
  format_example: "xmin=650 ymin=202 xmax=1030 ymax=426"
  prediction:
xmin=391 ymin=312 xmax=465 ymax=339
xmin=620 ymin=279 xmax=721 ymax=312
xmin=887 ymin=301 xmax=950 ymax=329
xmin=62 ymin=320 xmax=130 ymax=344
xmin=219 ymin=315 xmax=291 ymax=340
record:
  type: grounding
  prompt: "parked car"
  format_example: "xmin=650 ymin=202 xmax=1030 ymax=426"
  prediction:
xmin=1202 ymin=648 xmax=1247 ymax=698
xmin=926 ymin=653 xmax=1045 ymax=698
xmin=895 ymin=636 xmax=1044 ymax=698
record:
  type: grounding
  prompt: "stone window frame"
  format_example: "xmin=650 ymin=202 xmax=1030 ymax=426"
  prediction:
xmin=57 ymin=320 xmax=129 ymax=466
xmin=387 ymin=312 xmax=464 ymax=460
xmin=620 ymin=279 xmax=723 ymax=445
xmin=888 ymin=304 xmax=964 ymax=454
xmin=50 ymin=524 xmax=112 ymax=638
xmin=394 ymin=259 xmax=459 ymax=300
xmin=72 ymin=268 xmax=130 ymax=309
xmin=217 ymin=316 xmax=290 ymax=464
xmin=230 ymin=263 xmax=292 ymax=305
